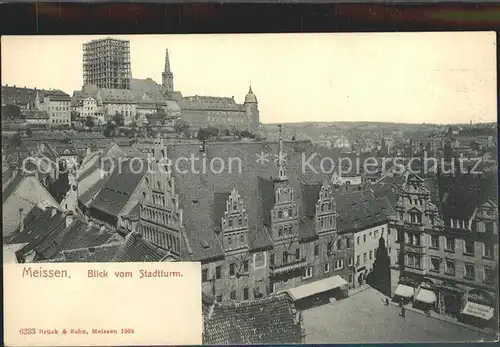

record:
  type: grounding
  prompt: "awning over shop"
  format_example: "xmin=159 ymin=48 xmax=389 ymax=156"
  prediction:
xmin=394 ymin=284 xmax=414 ymax=298
xmin=285 ymin=275 xmax=348 ymax=301
xmin=415 ymin=288 xmax=436 ymax=304
xmin=461 ymin=302 xmax=494 ymax=320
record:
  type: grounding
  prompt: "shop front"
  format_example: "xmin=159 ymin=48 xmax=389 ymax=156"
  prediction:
xmin=459 ymin=289 xmax=495 ymax=329
xmin=393 ymin=276 xmax=416 ymax=304
xmin=284 ymin=275 xmax=349 ymax=310
xmin=413 ymin=278 xmax=437 ymax=312
xmin=436 ymin=281 xmax=464 ymax=317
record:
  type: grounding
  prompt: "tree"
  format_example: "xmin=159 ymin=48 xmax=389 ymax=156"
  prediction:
xmin=85 ymin=116 xmax=95 ymax=128
xmin=367 ymin=236 xmax=392 ymax=296
xmin=174 ymin=120 xmax=190 ymax=134
xmin=240 ymin=130 xmax=256 ymax=139
xmin=2 ymin=105 xmax=21 ymax=120
xmin=8 ymin=132 xmax=22 ymax=147
xmin=103 ymin=122 xmax=118 ymax=137
xmin=197 ymin=127 xmax=219 ymax=141
xmin=112 ymin=113 xmax=125 ymax=127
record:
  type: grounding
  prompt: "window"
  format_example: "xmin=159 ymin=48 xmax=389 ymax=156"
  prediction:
xmin=327 ymin=241 xmax=333 ymax=252
xmin=348 ymin=257 xmax=353 ymax=266
xmin=348 ymin=274 xmax=353 ymax=283
xmin=202 ymin=269 xmax=208 ymax=282
xmin=369 ymin=232 xmax=372 ymax=238
xmin=430 ymin=235 xmax=439 ymax=249
xmin=254 ymin=252 xmax=266 ymax=269
xmin=464 ymin=240 xmax=474 ymax=255
xmin=243 ymin=288 xmax=249 ymax=300
xmin=464 ymin=263 xmax=475 ymax=280
xmin=278 ymin=210 xmax=283 ymax=219
xmin=357 ymin=236 xmax=360 ymax=245
xmin=242 ymin=260 xmax=249 ymax=273
xmin=230 ymin=291 xmax=236 ymax=300
xmin=337 ymin=239 xmax=342 ymax=250
xmin=324 ymin=263 xmax=330 ymax=273
xmin=363 ymin=234 xmax=366 ymax=243
xmin=314 ymin=244 xmax=319 ymax=256
xmin=278 ymin=226 xmax=283 ymax=237
xmin=445 ymin=237 xmax=455 ymax=252
xmin=356 ymin=255 xmax=360 ymax=266
xmin=483 ymin=243 xmax=494 ymax=259
xmin=295 ymin=248 xmax=301 ymax=260
xmin=407 ymin=254 xmax=421 ymax=269
xmin=445 ymin=260 xmax=455 ymax=276
xmin=430 ymin=257 xmax=440 ymax=272
xmin=283 ymin=252 xmax=288 ymax=264
xmin=484 ymin=267 xmax=494 ymax=284
xmin=346 ymin=238 xmax=352 ymax=248
xmin=229 ymin=263 xmax=236 ymax=276
xmin=375 ymin=230 xmax=379 ymax=239
xmin=303 ymin=267 xmax=313 ymax=279
xmin=485 ymin=221 xmax=494 ymax=233
xmin=215 ymin=266 xmax=222 ymax=279
xmin=334 ymin=260 xmax=344 ymax=269
xmin=270 ymin=254 xmax=275 ymax=266
xmin=363 ymin=253 xmax=367 ymax=262
xmin=396 ymin=230 xmax=402 ymax=242
xmin=216 ymin=295 xmax=222 ymax=302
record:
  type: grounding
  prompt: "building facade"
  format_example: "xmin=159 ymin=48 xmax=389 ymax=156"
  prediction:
xmin=35 ymin=90 xmax=71 ymax=126
xmin=393 ymin=171 xmax=498 ymax=325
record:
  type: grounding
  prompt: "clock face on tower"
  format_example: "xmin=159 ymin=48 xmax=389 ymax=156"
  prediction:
xmin=283 ymin=209 xmax=289 ymax=218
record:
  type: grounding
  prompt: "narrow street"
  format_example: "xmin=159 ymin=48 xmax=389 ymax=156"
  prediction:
xmin=302 ymin=287 xmax=496 ymax=343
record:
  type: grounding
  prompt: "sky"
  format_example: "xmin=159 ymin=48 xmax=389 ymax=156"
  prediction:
xmin=1 ymin=32 xmax=497 ymax=124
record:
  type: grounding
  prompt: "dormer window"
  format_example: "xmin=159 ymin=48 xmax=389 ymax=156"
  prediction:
xmin=278 ymin=210 xmax=283 ymax=219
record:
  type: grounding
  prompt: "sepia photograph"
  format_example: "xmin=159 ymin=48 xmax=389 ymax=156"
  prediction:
xmin=2 ymin=32 xmax=498 ymax=344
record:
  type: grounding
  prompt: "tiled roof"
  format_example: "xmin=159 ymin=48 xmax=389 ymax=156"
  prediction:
xmin=13 ymin=209 xmax=66 ymax=259
xmin=203 ymin=293 xmax=303 ymax=344
xmin=5 ymin=206 xmax=50 ymax=244
xmin=371 ymin=184 xmax=398 ymax=207
xmin=89 ymin=159 xmax=145 ymax=218
xmin=2 ymin=172 xmax=23 ymax=203
xmin=439 ymin=173 xmax=497 ymax=220
xmin=40 ymin=89 xmax=71 ymax=102
xmin=166 ymin=141 xmax=332 ymax=261
xmin=98 ymin=89 xmax=137 ymax=104
xmin=2 ymin=85 xmax=45 ymax=105
xmin=113 ymin=232 xmax=169 ymax=262
xmin=78 ymin=173 xmax=111 ymax=206
xmin=169 ymin=91 xmax=183 ymax=102
xmin=301 ymin=182 xmax=322 ymax=218
xmin=334 ymin=190 xmax=393 ymax=233
xmin=180 ymin=95 xmax=245 ymax=111
xmin=58 ymin=242 xmax=123 ymax=262
xmin=248 ymin=226 xmax=272 ymax=251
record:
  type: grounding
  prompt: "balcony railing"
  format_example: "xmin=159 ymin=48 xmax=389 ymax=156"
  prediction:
xmin=403 ymin=221 xmax=425 ymax=231
xmin=269 ymin=258 xmax=308 ymax=276
xmin=405 ymin=244 xmax=428 ymax=254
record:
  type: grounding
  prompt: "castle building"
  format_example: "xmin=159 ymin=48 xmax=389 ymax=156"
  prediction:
xmin=178 ymin=86 xmax=259 ymax=134
xmin=393 ymin=171 xmax=498 ymax=326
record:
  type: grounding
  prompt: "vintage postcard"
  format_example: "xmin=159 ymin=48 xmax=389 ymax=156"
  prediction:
xmin=2 ymin=32 xmax=498 ymax=345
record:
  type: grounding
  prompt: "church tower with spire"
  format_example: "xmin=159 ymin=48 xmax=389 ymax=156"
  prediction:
xmin=162 ymin=49 xmax=174 ymax=92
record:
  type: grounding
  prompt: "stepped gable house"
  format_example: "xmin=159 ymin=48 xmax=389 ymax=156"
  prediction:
xmin=130 ymin=126 xmax=376 ymax=305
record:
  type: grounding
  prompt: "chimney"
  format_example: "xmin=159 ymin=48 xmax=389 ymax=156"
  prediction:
xmin=66 ymin=211 xmax=74 ymax=228
xmin=19 ymin=208 xmax=24 ymax=233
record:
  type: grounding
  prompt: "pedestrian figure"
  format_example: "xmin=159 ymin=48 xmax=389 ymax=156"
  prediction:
xmin=385 ymin=298 xmax=390 ymax=307
xmin=399 ymin=301 xmax=403 ymax=308
xmin=401 ymin=306 xmax=406 ymax=318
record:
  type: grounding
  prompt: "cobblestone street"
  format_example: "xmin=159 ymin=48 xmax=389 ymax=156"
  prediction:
xmin=302 ymin=287 xmax=496 ymax=343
